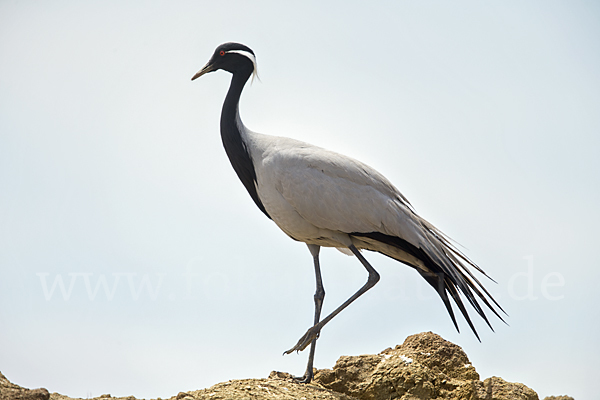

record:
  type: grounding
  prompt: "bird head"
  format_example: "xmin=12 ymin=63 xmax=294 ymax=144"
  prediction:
xmin=191 ymin=42 xmax=258 ymax=82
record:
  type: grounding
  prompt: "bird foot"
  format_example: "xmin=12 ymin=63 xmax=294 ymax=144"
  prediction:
xmin=283 ymin=325 xmax=321 ymax=355
xmin=292 ymin=372 xmax=313 ymax=384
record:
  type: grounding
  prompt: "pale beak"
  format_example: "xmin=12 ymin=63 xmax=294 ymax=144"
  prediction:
xmin=191 ymin=61 xmax=215 ymax=81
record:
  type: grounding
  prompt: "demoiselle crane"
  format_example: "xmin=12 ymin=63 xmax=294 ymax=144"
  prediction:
xmin=191 ymin=42 xmax=506 ymax=383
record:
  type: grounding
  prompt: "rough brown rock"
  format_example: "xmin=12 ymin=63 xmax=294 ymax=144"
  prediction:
xmin=543 ymin=397 xmax=574 ymax=400
xmin=478 ymin=376 xmax=539 ymax=400
xmin=0 ymin=372 xmax=49 ymax=400
xmin=0 ymin=332 xmax=573 ymax=400
xmin=50 ymin=394 xmax=137 ymax=400
xmin=174 ymin=376 xmax=354 ymax=400
xmin=313 ymin=332 xmax=539 ymax=400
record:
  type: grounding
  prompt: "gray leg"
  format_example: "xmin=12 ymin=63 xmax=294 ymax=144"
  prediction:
xmin=295 ymin=244 xmax=324 ymax=383
xmin=285 ymin=244 xmax=380 ymax=371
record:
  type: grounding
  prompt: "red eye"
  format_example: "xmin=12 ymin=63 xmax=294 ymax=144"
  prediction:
xmin=219 ymin=50 xmax=225 ymax=56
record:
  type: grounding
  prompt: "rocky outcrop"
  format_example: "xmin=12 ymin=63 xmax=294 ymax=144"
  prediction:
xmin=313 ymin=332 xmax=538 ymax=400
xmin=0 ymin=372 xmax=49 ymax=400
xmin=543 ymin=397 xmax=574 ymax=400
xmin=0 ymin=332 xmax=572 ymax=400
xmin=172 ymin=375 xmax=353 ymax=400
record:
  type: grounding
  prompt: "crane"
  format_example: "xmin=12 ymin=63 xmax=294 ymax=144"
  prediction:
xmin=191 ymin=42 xmax=505 ymax=383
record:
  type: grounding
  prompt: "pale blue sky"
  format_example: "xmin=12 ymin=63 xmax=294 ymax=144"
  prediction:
xmin=1 ymin=1 xmax=599 ymax=399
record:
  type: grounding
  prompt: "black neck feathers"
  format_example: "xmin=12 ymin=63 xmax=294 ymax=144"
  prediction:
xmin=220 ymin=66 xmax=271 ymax=219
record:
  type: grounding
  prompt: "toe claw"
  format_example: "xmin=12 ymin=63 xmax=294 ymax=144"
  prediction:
xmin=293 ymin=373 xmax=312 ymax=384
xmin=283 ymin=325 xmax=321 ymax=355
